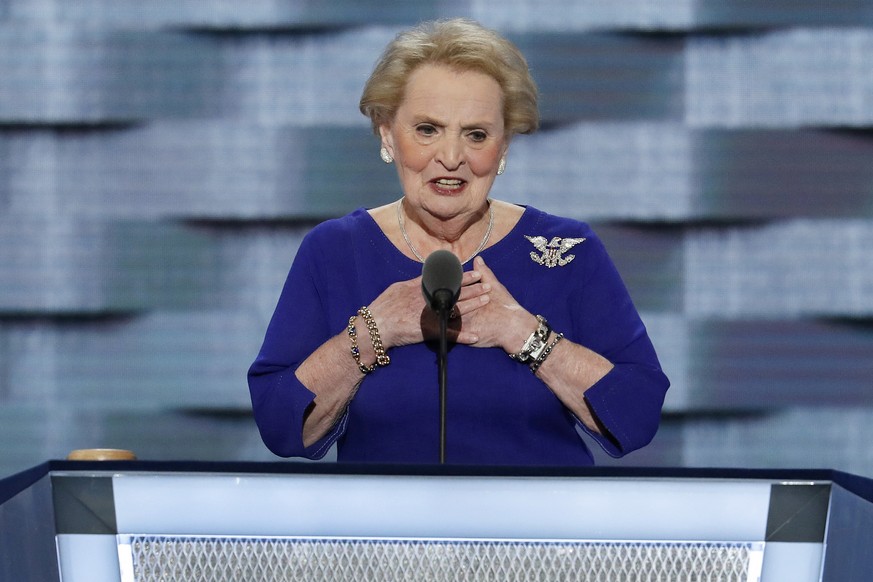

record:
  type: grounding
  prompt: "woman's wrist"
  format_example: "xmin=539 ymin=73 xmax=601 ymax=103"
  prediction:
xmin=507 ymin=313 xmax=563 ymax=374
xmin=347 ymin=306 xmax=390 ymax=374
xmin=504 ymin=312 xmax=540 ymax=356
xmin=358 ymin=306 xmax=390 ymax=367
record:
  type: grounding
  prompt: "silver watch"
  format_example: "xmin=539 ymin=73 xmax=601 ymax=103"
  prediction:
xmin=509 ymin=315 xmax=552 ymax=363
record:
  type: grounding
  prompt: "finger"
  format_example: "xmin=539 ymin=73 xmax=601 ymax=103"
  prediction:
xmin=457 ymin=281 xmax=491 ymax=302
xmin=460 ymin=268 xmax=482 ymax=287
xmin=453 ymin=330 xmax=480 ymax=345
xmin=473 ymin=256 xmax=497 ymax=281
xmin=473 ymin=256 xmax=521 ymax=314
xmin=474 ymin=257 xmax=510 ymax=297
xmin=453 ymin=292 xmax=491 ymax=318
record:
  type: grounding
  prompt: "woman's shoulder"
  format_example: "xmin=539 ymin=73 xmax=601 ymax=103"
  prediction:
xmin=294 ymin=208 xmax=378 ymax=265
xmin=512 ymin=204 xmax=599 ymax=241
xmin=303 ymin=207 xmax=374 ymax=241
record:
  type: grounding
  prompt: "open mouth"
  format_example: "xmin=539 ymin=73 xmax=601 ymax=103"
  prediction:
xmin=431 ymin=178 xmax=466 ymax=192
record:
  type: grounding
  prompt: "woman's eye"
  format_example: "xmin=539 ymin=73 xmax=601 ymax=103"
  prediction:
xmin=416 ymin=125 xmax=437 ymax=136
xmin=468 ymin=131 xmax=487 ymax=142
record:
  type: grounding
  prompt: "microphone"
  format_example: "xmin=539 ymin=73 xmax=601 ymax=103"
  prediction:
xmin=421 ymin=250 xmax=463 ymax=314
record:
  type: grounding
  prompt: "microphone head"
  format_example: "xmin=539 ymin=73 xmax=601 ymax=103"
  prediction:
xmin=421 ymin=250 xmax=463 ymax=313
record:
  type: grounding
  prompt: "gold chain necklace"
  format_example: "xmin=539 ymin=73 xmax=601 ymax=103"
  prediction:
xmin=396 ymin=199 xmax=494 ymax=264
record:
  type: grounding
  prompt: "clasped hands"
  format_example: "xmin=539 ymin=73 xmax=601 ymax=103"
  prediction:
xmin=368 ymin=256 xmax=536 ymax=354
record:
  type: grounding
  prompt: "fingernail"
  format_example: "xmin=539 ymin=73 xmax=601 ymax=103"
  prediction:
xmin=482 ymin=283 xmax=491 ymax=292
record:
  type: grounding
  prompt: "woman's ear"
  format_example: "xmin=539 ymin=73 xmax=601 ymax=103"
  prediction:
xmin=378 ymin=125 xmax=395 ymax=158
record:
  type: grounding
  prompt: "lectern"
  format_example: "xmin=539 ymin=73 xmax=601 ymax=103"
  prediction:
xmin=2 ymin=462 xmax=872 ymax=581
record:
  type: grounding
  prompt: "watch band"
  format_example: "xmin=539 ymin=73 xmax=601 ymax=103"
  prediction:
xmin=509 ymin=315 xmax=552 ymax=363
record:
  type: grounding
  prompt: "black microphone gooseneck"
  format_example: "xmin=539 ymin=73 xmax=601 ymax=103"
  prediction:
xmin=421 ymin=250 xmax=463 ymax=464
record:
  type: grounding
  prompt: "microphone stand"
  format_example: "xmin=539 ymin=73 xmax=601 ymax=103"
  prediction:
xmin=438 ymin=306 xmax=448 ymax=464
xmin=433 ymin=290 xmax=452 ymax=465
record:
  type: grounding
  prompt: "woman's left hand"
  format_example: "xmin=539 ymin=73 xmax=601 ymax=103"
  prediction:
xmin=452 ymin=256 xmax=538 ymax=354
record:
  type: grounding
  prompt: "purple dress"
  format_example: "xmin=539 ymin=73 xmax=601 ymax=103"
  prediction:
xmin=248 ymin=206 xmax=669 ymax=466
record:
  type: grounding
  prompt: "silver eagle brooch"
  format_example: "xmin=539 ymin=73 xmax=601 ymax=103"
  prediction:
xmin=524 ymin=235 xmax=587 ymax=268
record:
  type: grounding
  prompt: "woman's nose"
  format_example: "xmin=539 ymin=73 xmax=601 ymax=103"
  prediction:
xmin=435 ymin=136 xmax=464 ymax=170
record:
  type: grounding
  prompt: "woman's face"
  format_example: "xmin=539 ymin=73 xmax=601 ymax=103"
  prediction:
xmin=380 ymin=64 xmax=508 ymax=222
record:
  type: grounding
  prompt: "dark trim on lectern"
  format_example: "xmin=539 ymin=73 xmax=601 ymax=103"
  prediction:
xmin=0 ymin=462 xmax=51 ymax=507
xmin=41 ymin=459 xmax=848 ymax=482
xmin=766 ymin=483 xmax=831 ymax=543
xmin=51 ymin=476 xmax=117 ymax=535
xmin=3 ymin=460 xmax=873 ymax=511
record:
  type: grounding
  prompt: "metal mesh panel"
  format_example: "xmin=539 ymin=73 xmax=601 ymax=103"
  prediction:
xmin=121 ymin=535 xmax=759 ymax=582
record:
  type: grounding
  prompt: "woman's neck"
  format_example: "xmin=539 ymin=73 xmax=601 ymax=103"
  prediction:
xmin=369 ymin=198 xmax=524 ymax=263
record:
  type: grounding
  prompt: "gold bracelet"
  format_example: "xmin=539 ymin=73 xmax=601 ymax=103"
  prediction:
xmin=347 ymin=315 xmax=377 ymax=374
xmin=358 ymin=306 xmax=390 ymax=367
xmin=530 ymin=332 xmax=563 ymax=374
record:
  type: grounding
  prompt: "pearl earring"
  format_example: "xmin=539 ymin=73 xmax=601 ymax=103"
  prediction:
xmin=380 ymin=147 xmax=393 ymax=164
xmin=497 ymin=157 xmax=506 ymax=175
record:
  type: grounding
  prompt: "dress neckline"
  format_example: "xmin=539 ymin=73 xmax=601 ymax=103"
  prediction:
xmin=359 ymin=205 xmax=537 ymax=271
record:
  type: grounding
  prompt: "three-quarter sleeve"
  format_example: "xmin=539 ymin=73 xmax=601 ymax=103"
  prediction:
xmin=567 ymin=233 xmax=670 ymax=458
xmin=247 ymin=232 xmax=346 ymax=459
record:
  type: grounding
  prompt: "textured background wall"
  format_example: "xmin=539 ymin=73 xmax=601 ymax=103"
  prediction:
xmin=1 ymin=1 xmax=872 ymax=477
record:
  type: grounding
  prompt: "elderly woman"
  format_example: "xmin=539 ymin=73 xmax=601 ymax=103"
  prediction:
xmin=248 ymin=19 xmax=669 ymax=465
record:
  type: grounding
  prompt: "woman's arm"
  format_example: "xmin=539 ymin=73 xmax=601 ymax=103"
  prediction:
xmin=522 ymin=334 xmax=613 ymax=434
xmin=454 ymin=259 xmax=611 ymax=431
xmin=454 ymin=256 xmax=668 ymax=456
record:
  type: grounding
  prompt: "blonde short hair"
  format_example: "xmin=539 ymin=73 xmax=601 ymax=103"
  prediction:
xmin=359 ymin=19 xmax=539 ymax=137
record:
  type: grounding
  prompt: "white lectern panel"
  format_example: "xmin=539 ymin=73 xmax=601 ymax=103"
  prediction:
xmin=112 ymin=473 xmax=772 ymax=541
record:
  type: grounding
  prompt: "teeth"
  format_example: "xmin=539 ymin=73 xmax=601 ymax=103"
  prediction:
xmin=435 ymin=179 xmax=462 ymax=186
